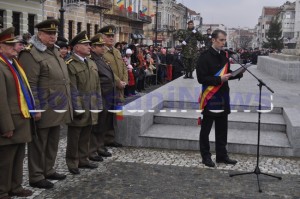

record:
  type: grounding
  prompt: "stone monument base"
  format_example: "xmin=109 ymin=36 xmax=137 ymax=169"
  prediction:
xmin=257 ymin=54 xmax=300 ymax=82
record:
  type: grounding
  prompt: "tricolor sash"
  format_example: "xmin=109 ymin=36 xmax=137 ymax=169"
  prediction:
xmin=199 ymin=61 xmax=229 ymax=110
xmin=0 ymin=53 xmax=35 ymax=118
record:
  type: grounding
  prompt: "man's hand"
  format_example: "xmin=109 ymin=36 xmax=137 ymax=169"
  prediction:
xmin=117 ymin=80 xmax=127 ymax=89
xmin=192 ymin=29 xmax=197 ymax=33
xmin=34 ymin=112 xmax=42 ymax=121
xmin=182 ymin=41 xmax=187 ymax=45
xmin=221 ymin=73 xmax=232 ymax=82
xmin=1 ymin=130 xmax=13 ymax=138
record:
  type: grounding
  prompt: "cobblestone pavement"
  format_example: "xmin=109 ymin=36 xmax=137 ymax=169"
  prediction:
xmin=18 ymin=133 xmax=300 ymax=199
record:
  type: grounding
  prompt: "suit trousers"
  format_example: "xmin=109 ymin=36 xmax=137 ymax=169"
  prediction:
xmin=0 ymin=143 xmax=25 ymax=198
xmin=66 ymin=125 xmax=92 ymax=169
xmin=28 ymin=126 xmax=60 ymax=183
xmin=104 ymin=113 xmax=117 ymax=145
xmin=199 ymin=114 xmax=228 ymax=160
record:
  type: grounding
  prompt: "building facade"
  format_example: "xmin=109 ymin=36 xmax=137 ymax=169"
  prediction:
xmin=0 ymin=0 xmax=43 ymax=36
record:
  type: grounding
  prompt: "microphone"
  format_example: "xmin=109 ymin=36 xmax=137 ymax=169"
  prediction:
xmin=224 ymin=49 xmax=237 ymax=55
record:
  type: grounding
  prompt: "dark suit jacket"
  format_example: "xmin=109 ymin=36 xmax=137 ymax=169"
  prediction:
xmin=91 ymin=51 xmax=116 ymax=110
xmin=196 ymin=47 xmax=243 ymax=116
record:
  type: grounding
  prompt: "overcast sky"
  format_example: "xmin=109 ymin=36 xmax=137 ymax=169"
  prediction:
xmin=181 ymin=0 xmax=290 ymax=28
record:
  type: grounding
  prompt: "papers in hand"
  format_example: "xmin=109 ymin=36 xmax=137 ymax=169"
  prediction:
xmin=231 ymin=64 xmax=252 ymax=77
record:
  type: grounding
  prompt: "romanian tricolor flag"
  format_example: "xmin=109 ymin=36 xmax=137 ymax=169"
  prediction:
xmin=127 ymin=0 xmax=133 ymax=13
xmin=198 ymin=62 xmax=229 ymax=110
xmin=117 ymin=0 xmax=124 ymax=10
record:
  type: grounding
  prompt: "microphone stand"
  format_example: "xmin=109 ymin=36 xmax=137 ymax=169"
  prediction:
xmin=228 ymin=54 xmax=281 ymax=193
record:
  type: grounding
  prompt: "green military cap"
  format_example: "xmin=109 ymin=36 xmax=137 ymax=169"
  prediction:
xmin=35 ymin=19 xmax=59 ymax=32
xmin=90 ymin=33 xmax=105 ymax=45
xmin=69 ymin=30 xmax=91 ymax=47
xmin=98 ymin=25 xmax=116 ymax=35
xmin=0 ymin=27 xmax=19 ymax=44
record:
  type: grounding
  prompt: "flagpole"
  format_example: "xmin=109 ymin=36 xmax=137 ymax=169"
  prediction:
xmin=155 ymin=0 xmax=158 ymax=47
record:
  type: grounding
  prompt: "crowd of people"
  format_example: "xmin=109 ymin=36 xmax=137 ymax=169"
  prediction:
xmin=0 ymin=17 xmax=279 ymax=198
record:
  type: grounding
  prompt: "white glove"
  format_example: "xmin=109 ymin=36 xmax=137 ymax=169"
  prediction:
xmin=182 ymin=41 xmax=187 ymax=45
xmin=192 ymin=29 xmax=197 ymax=33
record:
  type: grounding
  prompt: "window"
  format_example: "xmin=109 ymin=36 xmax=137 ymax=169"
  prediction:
xmin=87 ymin=23 xmax=91 ymax=38
xmin=94 ymin=24 xmax=98 ymax=35
xmin=0 ymin=10 xmax=4 ymax=28
xmin=12 ymin=12 xmax=20 ymax=36
xmin=77 ymin=22 xmax=81 ymax=34
xmin=28 ymin=14 xmax=35 ymax=35
xmin=68 ymin=20 xmax=73 ymax=41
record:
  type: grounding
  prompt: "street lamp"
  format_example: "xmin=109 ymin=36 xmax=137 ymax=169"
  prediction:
xmin=154 ymin=0 xmax=158 ymax=47
xmin=59 ymin=0 xmax=65 ymax=38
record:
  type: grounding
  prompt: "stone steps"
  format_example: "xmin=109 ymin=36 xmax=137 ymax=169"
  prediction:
xmin=140 ymin=124 xmax=293 ymax=157
xmin=154 ymin=108 xmax=286 ymax=132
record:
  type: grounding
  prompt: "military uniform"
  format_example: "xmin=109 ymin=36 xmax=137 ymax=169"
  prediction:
xmin=0 ymin=27 xmax=33 ymax=198
xmin=177 ymin=26 xmax=202 ymax=78
xmin=89 ymin=33 xmax=116 ymax=159
xmin=18 ymin=19 xmax=72 ymax=188
xmin=65 ymin=31 xmax=102 ymax=173
xmin=99 ymin=25 xmax=127 ymax=146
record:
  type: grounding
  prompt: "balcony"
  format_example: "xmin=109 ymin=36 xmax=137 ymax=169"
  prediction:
xmin=64 ymin=0 xmax=112 ymax=10
xmin=138 ymin=14 xmax=152 ymax=24
xmin=86 ymin=0 xmax=112 ymax=10
xmin=105 ymin=5 xmax=150 ymax=23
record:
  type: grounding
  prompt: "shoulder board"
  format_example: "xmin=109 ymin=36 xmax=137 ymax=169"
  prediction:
xmin=24 ymin=44 xmax=33 ymax=51
xmin=65 ymin=58 xmax=74 ymax=65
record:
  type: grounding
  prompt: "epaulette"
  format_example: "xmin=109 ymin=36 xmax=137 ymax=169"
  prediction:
xmin=24 ymin=44 xmax=33 ymax=51
xmin=65 ymin=58 xmax=73 ymax=65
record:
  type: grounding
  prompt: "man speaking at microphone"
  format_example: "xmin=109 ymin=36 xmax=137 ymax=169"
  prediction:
xmin=196 ymin=30 xmax=244 ymax=167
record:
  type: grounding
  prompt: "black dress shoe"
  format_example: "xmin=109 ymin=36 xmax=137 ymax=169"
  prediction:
xmin=9 ymin=189 xmax=33 ymax=197
xmin=68 ymin=168 xmax=80 ymax=175
xmin=202 ymin=158 xmax=215 ymax=167
xmin=46 ymin=172 xmax=66 ymax=180
xmin=78 ymin=162 xmax=98 ymax=169
xmin=30 ymin=179 xmax=54 ymax=189
xmin=89 ymin=155 xmax=103 ymax=162
xmin=106 ymin=141 xmax=123 ymax=148
xmin=216 ymin=157 xmax=237 ymax=165
xmin=98 ymin=150 xmax=112 ymax=157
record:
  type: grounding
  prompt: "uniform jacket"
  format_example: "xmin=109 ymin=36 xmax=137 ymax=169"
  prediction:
xmin=91 ymin=51 xmax=116 ymax=110
xmin=0 ymin=60 xmax=31 ymax=146
xmin=196 ymin=47 xmax=243 ymax=116
xmin=18 ymin=35 xmax=72 ymax=128
xmin=66 ymin=54 xmax=102 ymax=126
xmin=177 ymin=28 xmax=202 ymax=59
xmin=102 ymin=46 xmax=128 ymax=102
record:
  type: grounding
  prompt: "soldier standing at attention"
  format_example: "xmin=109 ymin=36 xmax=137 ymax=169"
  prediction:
xmin=89 ymin=33 xmax=116 ymax=160
xmin=65 ymin=31 xmax=102 ymax=174
xmin=177 ymin=20 xmax=202 ymax=79
xmin=19 ymin=19 xmax=72 ymax=189
xmin=0 ymin=27 xmax=34 ymax=199
xmin=98 ymin=25 xmax=127 ymax=148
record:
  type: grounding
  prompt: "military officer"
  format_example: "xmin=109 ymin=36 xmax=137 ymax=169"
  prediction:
xmin=177 ymin=20 xmax=202 ymax=79
xmin=65 ymin=31 xmax=102 ymax=174
xmin=0 ymin=27 xmax=34 ymax=199
xmin=89 ymin=33 xmax=116 ymax=160
xmin=98 ymin=25 xmax=128 ymax=147
xmin=18 ymin=19 xmax=72 ymax=189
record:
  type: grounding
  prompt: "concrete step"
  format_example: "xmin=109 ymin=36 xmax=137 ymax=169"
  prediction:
xmin=163 ymin=101 xmax=283 ymax=114
xmin=140 ymin=124 xmax=293 ymax=157
xmin=154 ymin=108 xmax=286 ymax=132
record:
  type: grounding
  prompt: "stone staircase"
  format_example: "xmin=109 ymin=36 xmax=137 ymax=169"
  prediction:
xmin=138 ymin=101 xmax=293 ymax=157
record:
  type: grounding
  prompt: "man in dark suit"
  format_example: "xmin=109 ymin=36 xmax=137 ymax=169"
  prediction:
xmin=89 ymin=33 xmax=116 ymax=159
xmin=0 ymin=27 xmax=33 ymax=198
xmin=196 ymin=30 xmax=244 ymax=167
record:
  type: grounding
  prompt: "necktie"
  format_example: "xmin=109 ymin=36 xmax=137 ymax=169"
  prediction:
xmin=84 ymin=59 xmax=88 ymax=66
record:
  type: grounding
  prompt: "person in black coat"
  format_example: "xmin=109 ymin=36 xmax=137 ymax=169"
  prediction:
xmin=196 ymin=30 xmax=244 ymax=168
xmin=172 ymin=46 xmax=184 ymax=80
